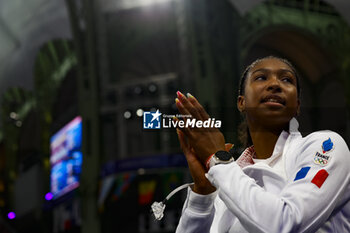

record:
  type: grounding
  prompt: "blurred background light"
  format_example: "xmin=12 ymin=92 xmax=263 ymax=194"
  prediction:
xmin=123 ymin=110 xmax=132 ymax=119
xmin=15 ymin=121 xmax=22 ymax=127
xmin=9 ymin=112 xmax=18 ymax=119
xmin=45 ymin=192 xmax=53 ymax=201
xmin=136 ymin=108 xmax=144 ymax=117
xmin=7 ymin=212 xmax=16 ymax=219
xmin=115 ymin=0 xmax=175 ymax=11
xmin=133 ymin=85 xmax=143 ymax=96
xmin=148 ymin=83 xmax=158 ymax=94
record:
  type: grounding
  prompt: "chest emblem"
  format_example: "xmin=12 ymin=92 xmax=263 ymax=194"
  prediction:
xmin=314 ymin=152 xmax=330 ymax=166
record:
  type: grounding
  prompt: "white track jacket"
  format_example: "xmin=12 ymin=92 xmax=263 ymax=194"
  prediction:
xmin=175 ymin=119 xmax=350 ymax=233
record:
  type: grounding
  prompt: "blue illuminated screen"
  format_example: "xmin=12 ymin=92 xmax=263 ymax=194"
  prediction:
xmin=50 ymin=116 xmax=83 ymax=199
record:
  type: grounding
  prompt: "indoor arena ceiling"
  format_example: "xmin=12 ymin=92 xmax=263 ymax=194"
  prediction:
xmin=229 ymin=0 xmax=350 ymax=24
xmin=0 ymin=0 xmax=349 ymax=104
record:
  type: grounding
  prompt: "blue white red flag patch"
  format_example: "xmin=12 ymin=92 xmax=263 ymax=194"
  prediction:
xmin=294 ymin=167 xmax=310 ymax=181
xmin=311 ymin=169 xmax=329 ymax=188
xmin=322 ymin=138 xmax=334 ymax=153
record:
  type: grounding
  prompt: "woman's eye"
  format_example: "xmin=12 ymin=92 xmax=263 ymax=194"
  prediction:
xmin=255 ymin=75 xmax=266 ymax=81
xmin=282 ymin=77 xmax=293 ymax=83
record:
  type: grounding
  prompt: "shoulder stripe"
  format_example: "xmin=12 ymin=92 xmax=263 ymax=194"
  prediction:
xmin=294 ymin=167 xmax=311 ymax=181
xmin=311 ymin=169 xmax=329 ymax=188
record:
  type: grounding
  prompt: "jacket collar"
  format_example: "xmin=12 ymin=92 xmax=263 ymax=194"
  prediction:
xmin=236 ymin=118 xmax=300 ymax=168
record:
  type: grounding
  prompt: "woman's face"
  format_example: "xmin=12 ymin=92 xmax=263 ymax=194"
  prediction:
xmin=237 ymin=58 xmax=300 ymax=129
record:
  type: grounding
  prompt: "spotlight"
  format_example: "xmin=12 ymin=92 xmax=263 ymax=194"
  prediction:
xmin=124 ymin=110 xmax=132 ymax=119
xmin=136 ymin=109 xmax=144 ymax=117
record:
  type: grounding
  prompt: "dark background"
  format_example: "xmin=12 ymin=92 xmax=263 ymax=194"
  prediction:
xmin=0 ymin=0 xmax=350 ymax=232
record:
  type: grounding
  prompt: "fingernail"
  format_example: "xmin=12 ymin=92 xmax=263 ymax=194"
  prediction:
xmin=175 ymin=98 xmax=182 ymax=106
xmin=186 ymin=93 xmax=194 ymax=98
xmin=177 ymin=91 xmax=184 ymax=97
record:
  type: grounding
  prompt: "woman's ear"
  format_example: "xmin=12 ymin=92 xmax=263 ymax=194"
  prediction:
xmin=237 ymin=95 xmax=245 ymax=113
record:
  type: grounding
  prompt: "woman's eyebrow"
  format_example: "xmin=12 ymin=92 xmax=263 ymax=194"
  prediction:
xmin=251 ymin=68 xmax=269 ymax=74
xmin=251 ymin=68 xmax=294 ymax=75
xmin=278 ymin=69 xmax=295 ymax=75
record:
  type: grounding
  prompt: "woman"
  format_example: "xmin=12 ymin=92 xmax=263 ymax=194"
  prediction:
xmin=174 ymin=56 xmax=350 ymax=232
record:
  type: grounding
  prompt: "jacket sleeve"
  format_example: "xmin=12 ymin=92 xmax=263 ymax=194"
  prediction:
xmin=206 ymin=132 xmax=350 ymax=233
xmin=175 ymin=187 xmax=217 ymax=233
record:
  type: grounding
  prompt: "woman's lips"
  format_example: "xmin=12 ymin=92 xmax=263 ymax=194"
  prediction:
xmin=261 ymin=95 xmax=286 ymax=107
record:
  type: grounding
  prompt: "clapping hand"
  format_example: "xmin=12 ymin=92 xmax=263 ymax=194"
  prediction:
xmin=175 ymin=91 xmax=228 ymax=194
xmin=175 ymin=91 xmax=226 ymax=165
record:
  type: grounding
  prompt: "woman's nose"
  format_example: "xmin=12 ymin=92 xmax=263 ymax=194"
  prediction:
xmin=266 ymin=77 xmax=282 ymax=92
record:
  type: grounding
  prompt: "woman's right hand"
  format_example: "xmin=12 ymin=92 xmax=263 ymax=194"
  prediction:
xmin=176 ymin=129 xmax=216 ymax=195
xmin=175 ymin=92 xmax=226 ymax=165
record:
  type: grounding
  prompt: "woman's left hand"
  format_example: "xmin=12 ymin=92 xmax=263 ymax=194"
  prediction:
xmin=175 ymin=91 xmax=226 ymax=165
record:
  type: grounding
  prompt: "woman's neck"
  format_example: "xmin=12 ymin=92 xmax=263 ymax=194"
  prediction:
xmin=248 ymin=121 xmax=288 ymax=159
